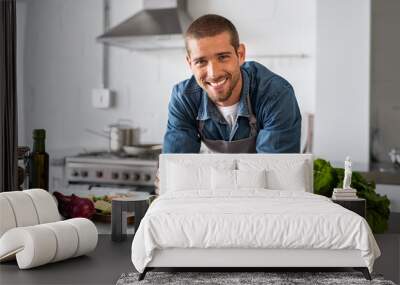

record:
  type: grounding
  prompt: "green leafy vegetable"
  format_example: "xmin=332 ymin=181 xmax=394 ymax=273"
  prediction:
xmin=313 ymin=158 xmax=390 ymax=233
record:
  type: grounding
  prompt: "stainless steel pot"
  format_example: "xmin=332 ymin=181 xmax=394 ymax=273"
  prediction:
xmin=107 ymin=120 xmax=135 ymax=153
xmin=85 ymin=119 xmax=138 ymax=153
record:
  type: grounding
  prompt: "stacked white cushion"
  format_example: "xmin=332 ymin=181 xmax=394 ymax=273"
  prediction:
xmin=0 ymin=196 xmax=17 ymax=237
xmin=0 ymin=218 xmax=97 ymax=269
xmin=0 ymin=189 xmax=98 ymax=269
xmin=24 ymin=188 xmax=61 ymax=223
xmin=0 ymin=225 xmax=57 ymax=268
xmin=0 ymin=189 xmax=61 ymax=236
xmin=237 ymin=158 xmax=310 ymax=192
xmin=65 ymin=218 xmax=98 ymax=257
xmin=42 ymin=221 xmax=79 ymax=262
xmin=1 ymin=191 xmax=40 ymax=227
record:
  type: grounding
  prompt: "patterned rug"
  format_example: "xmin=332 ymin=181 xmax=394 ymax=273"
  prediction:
xmin=116 ymin=271 xmax=396 ymax=285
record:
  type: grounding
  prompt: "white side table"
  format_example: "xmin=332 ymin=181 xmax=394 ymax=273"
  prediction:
xmin=111 ymin=194 xmax=149 ymax=242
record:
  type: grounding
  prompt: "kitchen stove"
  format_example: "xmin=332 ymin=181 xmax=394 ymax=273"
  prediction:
xmin=64 ymin=151 xmax=158 ymax=195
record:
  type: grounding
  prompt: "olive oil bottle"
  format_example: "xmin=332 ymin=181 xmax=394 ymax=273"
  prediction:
xmin=28 ymin=129 xmax=49 ymax=190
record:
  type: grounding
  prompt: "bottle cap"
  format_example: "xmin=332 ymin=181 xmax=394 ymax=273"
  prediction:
xmin=33 ymin=129 xmax=46 ymax=139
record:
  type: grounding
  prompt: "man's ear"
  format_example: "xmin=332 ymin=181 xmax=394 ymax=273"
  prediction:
xmin=185 ymin=54 xmax=192 ymax=68
xmin=237 ymin=44 xmax=246 ymax=65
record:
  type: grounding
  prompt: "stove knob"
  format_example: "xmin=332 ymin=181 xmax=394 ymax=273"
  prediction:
xmin=112 ymin=172 xmax=119 ymax=179
xmin=72 ymin=170 xmax=79 ymax=177
xmin=96 ymin=171 xmax=103 ymax=178
xmin=143 ymin=174 xmax=152 ymax=182
xmin=81 ymin=170 xmax=88 ymax=177
xmin=133 ymin=173 xmax=140 ymax=181
xmin=122 ymin=173 xmax=130 ymax=180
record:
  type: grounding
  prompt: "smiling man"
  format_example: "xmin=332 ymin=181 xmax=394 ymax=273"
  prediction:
xmin=162 ymin=14 xmax=301 ymax=154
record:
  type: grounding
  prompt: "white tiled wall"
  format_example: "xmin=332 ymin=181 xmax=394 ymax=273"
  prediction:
xmin=17 ymin=0 xmax=374 ymax=170
xmin=17 ymin=0 xmax=316 ymax=155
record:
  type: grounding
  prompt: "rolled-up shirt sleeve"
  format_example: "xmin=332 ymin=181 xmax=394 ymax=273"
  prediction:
xmin=256 ymin=82 xmax=301 ymax=153
xmin=162 ymin=86 xmax=201 ymax=153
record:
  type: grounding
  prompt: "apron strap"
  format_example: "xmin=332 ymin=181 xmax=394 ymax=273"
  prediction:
xmin=198 ymin=120 xmax=205 ymax=137
xmin=246 ymin=94 xmax=258 ymax=136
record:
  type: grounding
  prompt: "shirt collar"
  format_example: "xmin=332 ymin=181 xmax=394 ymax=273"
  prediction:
xmin=197 ymin=67 xmax=251 ymax=122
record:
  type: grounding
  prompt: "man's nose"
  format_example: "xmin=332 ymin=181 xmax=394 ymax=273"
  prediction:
xmin=207 ymin=61 xmax=222 ymax=79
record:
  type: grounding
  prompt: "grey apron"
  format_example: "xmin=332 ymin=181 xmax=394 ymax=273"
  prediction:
xmin=198 ymin=95 xmax=258 ymax=153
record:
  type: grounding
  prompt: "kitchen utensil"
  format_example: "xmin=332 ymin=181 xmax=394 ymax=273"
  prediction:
xmin=107 ymin=119 xmax=136 ymax=153
xmin=85 ymin=119 xmax=137 ymax=153
xmin=123 ymin=144 xmax=162 ymax=156
xmin=108 ymin=126 xmax=134 ymax=153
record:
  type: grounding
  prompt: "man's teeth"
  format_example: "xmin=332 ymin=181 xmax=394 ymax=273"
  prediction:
xmin=209 ymin=78 xmax=227 ymax=87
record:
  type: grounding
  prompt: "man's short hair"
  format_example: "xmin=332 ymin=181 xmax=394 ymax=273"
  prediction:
xmin=185 ymin=14 xmax=240 ymax=53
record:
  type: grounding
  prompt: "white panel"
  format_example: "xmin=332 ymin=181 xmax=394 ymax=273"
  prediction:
xmin=314 ymin=0 xmax=370 ymax=169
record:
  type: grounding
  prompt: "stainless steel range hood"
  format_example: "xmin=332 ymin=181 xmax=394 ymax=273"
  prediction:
xmin=97 ymin=0 xmax=192 ymax=50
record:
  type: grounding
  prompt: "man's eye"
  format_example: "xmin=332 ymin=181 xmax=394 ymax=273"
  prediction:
xmin=195 ymin=60 xmax=206 ymax=66
xmin=219 ymin=55 xmax=229 ymax=60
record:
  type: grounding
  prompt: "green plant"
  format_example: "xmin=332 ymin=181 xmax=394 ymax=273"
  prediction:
xmin=313 ymin=158 xmax=390 ymax=233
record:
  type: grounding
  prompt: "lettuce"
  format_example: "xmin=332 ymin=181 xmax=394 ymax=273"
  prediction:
xmin=313 ymin=158 xmax=390 ymax=233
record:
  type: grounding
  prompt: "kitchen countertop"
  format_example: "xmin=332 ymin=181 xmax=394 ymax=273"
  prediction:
xmin=359 ymin=162 xmax=400 ymax=185
xmin=316 ymin=160 xmax=400 ymax=186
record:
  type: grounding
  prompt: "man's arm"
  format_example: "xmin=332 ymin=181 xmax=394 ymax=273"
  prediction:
xmin=162 ymin=86 xmax=201 ymax=153
xmin=256 ymin=82 xmax=301 ymax=153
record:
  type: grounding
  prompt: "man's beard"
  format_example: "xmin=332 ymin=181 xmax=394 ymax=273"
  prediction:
xmin=202 ymin=72 xmax=239 ymax=104
xmin=211 ymin=89 xmax=233 ymax=103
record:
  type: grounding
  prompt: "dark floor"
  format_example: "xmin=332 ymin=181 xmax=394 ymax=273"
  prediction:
xmin=1 ymin=214 xmax=399 ymax=285
xmin=0 ymin=235 xmax=134 ymax=285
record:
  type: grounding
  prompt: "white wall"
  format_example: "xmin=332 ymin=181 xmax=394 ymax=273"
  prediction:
xmin=22 ymin=0 xmax=103 ymax=153
xmin=314 ymin=0 xmax=371 ymax=170
xmin=18 ymin=0 xmax=316 ymax=155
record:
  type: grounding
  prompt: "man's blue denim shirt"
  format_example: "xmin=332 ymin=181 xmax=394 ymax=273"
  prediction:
xmin=163 ymin=61 xmax=301 ymax=153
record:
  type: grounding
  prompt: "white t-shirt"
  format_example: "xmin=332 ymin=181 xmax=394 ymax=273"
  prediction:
xmin=216 ymin=102 xmax=239 ymax=128
xmin=199 ymin=102 xmax=239 ymax=153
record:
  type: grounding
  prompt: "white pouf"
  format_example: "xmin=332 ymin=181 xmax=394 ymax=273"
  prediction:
xmin=0 ymin=189 xmax=98 ymax=269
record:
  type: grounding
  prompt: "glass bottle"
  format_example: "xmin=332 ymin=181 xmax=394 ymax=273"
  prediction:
xmin=28 ymin=129 xmax=49 ymax=190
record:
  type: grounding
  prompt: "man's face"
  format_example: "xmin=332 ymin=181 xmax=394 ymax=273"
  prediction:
xmin=186 ymin=32 xmax=245 ymax=106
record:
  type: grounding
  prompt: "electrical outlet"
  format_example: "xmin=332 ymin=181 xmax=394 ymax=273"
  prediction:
xmin=92 ymin=88 xmax=112 ymax=109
